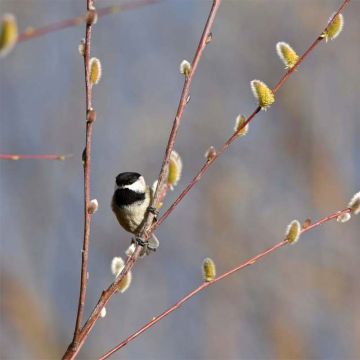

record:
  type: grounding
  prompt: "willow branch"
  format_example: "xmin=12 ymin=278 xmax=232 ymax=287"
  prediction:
xmin=149 ymin=0 xmax=222 ymax=221
xmin=71 ymin=0 xmax=96 ymax=350
xmin=17 ymin=0 xmax=162 ymax=43
xmin=61 ymin=1 xmax=222 ymax=359
xmin=149 ymin=0 xmax=351 ymax=235
xmin=99 ymin=207 xmax=352 ymax=359
xmin=0 ymin=153 xmax=71 ymax=160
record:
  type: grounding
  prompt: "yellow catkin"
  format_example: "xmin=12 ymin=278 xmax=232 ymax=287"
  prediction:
xmin=179 ymin=60 xmax=191 ymax=76
xmin=117 ymin=272 xmax=132 ymax=293
xmin=285 ymin=220 xmax=301 ymax=244
xmin=348 ymin=192 xmax=360 ymax=215
xmin=0 ymin=14 xmax=18 ymax=58
xmin=276 ymin=42 xmax=299 ymax=69
xmin=337 ymin=212 xmax=351 ymax=223
xmin=250 ymin=80 xmax=275 ymax=110
xmin=202 ymin=257 xmax=216 ymax=282
xmin=167 ymin=150 xmax=182 ymax=190
xmin=111 ymin=257 xmax=132 ymax=293
xmin=89 ymin=57 xmax=102 ymax=85
xmin=204 ymin=146 xmax=217 ymax=161
xmin=322 ymin=13 xmax=344 ymax=42
xmin=234 ymin=114 xmax=249 ymax=136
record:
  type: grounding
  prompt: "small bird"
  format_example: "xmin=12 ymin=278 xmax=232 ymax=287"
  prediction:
xmin=111 ymin=172 xmax=159 ymax=253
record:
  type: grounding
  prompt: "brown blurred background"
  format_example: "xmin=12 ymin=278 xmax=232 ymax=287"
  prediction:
xmin=1 ymin=0 xmax=359 ymax=359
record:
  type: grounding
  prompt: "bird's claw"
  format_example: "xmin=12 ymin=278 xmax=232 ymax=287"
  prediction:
xmin=134 ymin=237 xmax=157 ymax=256
xmin=147 ymin=206 xmax=159 ymax=218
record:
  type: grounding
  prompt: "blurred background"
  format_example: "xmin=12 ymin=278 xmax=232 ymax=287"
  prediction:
xmin=1 ymin=0 xmax=359 ymax=359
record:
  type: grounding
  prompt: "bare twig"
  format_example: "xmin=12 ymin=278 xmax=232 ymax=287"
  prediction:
xmin=99 ymin=207 xmax=352 ymax=359
xmin=0 ymin=153 xmax=71 ymax=160
xmin=149 ymin=0 xmax=351 ymax=235
xmin=62 ymin=1 xmax=221 ymax=359
xmin=63 ymin=1 xmax=351 ymax=358
xmin=17 ymin=0 xmax=162 ymax=43
xmin=70 ymin=0 xmax=96 ymax=352
xmin=149 ymin=0 xmax=222 ymax=225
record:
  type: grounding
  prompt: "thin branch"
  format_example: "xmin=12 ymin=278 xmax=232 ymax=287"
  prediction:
xmin=99 ymin=207 xmax=352 ymax=359
xmin=148 ymin=0 xmax=351 ymax=236
xmin=0 ymin=153 xmax=71 ymax=160
xmin=63 ymin=1 xmax=351 ymax=358
xmin=62 ymin=2 xmax=222 ymax=359
xmin=17 ymin=0 xmax=162 ymax=43
xmin=70 ymin=0 xmax=96 ymax=352
xmin=149 ymin=0 xmax=222 ymax=224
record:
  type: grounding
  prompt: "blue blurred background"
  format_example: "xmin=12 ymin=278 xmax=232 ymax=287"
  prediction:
xmin=1 ymin=0 xmax=359 ymax=359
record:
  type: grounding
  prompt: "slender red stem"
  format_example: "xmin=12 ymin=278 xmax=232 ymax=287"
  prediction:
xmin=0 ymin=153 xmax=71 ymax=160
xmin=149 ymin=0 xmax=351 ymax=236
xmin=144 ymin=0 xmax=222 ymax=239
xmin=66 ymin=0 xmax=96 ymax=356
xmin=62 ymin=1 xmax=222 ymax=359
xmin=65 ymin=1 xmax=351 ymax=358
xmin=99 ymin=208 xmax=352 ymax=359
xmin=17 ymin=0 xmax=162 ymax=43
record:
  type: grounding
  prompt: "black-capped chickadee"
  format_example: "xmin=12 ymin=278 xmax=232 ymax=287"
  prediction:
xmin=111 ymin=172 xmax=159 ymax=253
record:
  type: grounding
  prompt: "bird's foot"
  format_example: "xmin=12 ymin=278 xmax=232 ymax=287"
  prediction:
xmin=134 ymin=237 xmax=157 ymax=257
xmin=133 ymin=235 xmax=159 ymax=257
xmin=147 ymin=206 xmax=159 ymax=219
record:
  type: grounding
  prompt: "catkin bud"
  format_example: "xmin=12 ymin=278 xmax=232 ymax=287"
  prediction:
xmin=111 ymin=257 xmax=132 ymax=293
xmin=0 ymin=14 xmax=18 ymax=58
xmin=100 ymin=307 xmax=107 ymax=318
xmin=78 ymin=39 xmax=85 ymax=56
xmin=117 ymin=271 xmax=132 ymax=293
xmin=86 ymin=109 xmax=96 ymax=123
xmin=85 ymin=9 xmax=98 ymax=25
xmin=89 ymin=57 xmax=102 ymax=85
xmin=348 ymin=191 xmax=360 ymax=215
xmin=88 ymin=199 xmax=98 ymax=214
xmin=202 ymin=258 xmax=216 ymax=282
xmin=302 ymin=218 xmax=312 ymax=229
xmin=111 ymin=257 xmax=124 ymax=276
xmin=285 ymin=220 xmax=301 ymax=244
xmin=234 ymin=114 xmax=249 ymax=136
xmin=125 ymin=243 xmax=136 ymax=257
xmin=167 ymin=150 xmax=182 ymax=190
xmin=321 ymin=13 xmax=344 ymax=42
xmin=337 ymin=212 xmax=351 ymax=223
xmin=276 ymin=42 xmax=299 ymax=69
xmin=179 ymin=60 xmax=191 ymax=77
xmin=250 ymin=80 xmax=275 ymax=110
xmin=204 ymin=146 xmax=217 ymax=161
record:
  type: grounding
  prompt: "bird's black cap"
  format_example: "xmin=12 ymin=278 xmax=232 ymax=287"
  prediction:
xmin=115 ymin=172 xmax=141 ymax=187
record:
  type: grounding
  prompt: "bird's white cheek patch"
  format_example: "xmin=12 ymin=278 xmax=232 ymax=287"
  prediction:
xmin=123 ymin=176 xmax=146 ymax=193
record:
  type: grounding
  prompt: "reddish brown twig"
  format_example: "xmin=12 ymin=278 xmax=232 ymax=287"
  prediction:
xmin=17 ymin=0 xmax=162 ymax=43
xmin=68 ymin=0 xmax=96 ymax=354
xmin=62 ymin=1 xmax=221 ymax=359
xmin=149 ymin=0 xmax=351 ymax=236
xmin=99 ymin=207 xmax=352 ymax=359
xmin=64 ymin=1 xmax=351 ymax=358
xmin=0 ymin=153 xmax=71 ymax=160
xmin=149 ymin=0 xmax=222 ymax=224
